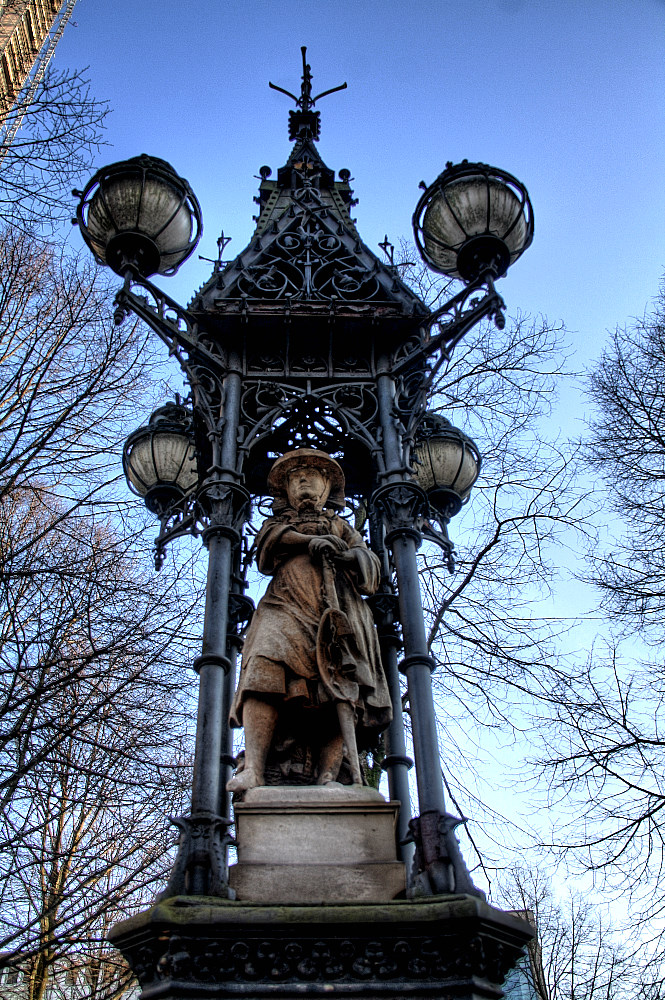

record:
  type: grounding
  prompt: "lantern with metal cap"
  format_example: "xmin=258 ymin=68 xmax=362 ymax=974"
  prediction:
xmin=123 ymin=402 xmax=198 ymax=516
xmin=75 ymin=154 xmax=202 ymax=277
xmin=413 ymin=413 xmax=482 ymax=523
xmin=413 ymin=160 xmax=534 ymax=282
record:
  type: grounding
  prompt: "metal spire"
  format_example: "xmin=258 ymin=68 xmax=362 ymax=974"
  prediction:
xmin=269 ymin=47 xmax=347 ymax=142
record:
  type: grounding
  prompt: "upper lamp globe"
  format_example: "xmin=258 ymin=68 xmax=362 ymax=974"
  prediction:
xmin=413 ymin=160 xmax=534 ymax=282
xmin=75 ymin=154 xmax=202 ymax=278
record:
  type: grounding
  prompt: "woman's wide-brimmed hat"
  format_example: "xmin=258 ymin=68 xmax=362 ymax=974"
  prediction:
xmin=267 ymin=449 xmax=346 ymax=509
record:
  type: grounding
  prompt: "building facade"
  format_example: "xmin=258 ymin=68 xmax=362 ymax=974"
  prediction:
xmin=0 ymin=0 xmax=66 ymax=112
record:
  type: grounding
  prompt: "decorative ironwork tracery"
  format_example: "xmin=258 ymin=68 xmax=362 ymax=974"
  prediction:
xmin=235 ymin=218 xmax=382 ymax=303
xmin=237 ymin=385 xmax=383 ymax=498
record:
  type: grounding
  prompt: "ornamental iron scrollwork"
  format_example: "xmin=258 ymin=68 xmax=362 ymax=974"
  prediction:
xmin=189 ymin=362 xmax=225 ymax=432
xmin=114 ymin=270 xmax=197 ymax=355
xmin=392 ymin=331 xmax=425 ymax=367
xmin=245 ymin=343 xmax=373 ymax=380
xmin=235 ymin=219 xmax=382 ymax=303
xmin=238 ymin=386 xmax=383 ymax=498
xmin=391 ymin=272 xmax=507 ymax=377
xmin=394 ymin=367 xmax=429 ymax=436
xmin=246 ymin=350 xmax=288 ymax=375
xmin=153 ymin=481 xmax=250 ymax=570
xmin=205 ymin=151 xmax=425 ymax=318
xmin=153 ymin=497 xmax=198 ymax=571
xmin=239 ymin=382 xmax=380 ymax=447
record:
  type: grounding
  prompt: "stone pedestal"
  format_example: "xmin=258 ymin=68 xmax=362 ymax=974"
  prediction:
xmin=109 ymin=894 xmax=534 ymax=1000
xmin=229 ymin=785 xmax=405 ymax=903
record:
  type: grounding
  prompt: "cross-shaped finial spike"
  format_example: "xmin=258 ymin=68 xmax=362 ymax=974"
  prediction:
xmin=379 ymin=235 xmax=395 ymax=266
xmin=269 ymin=50 xmax=348 ymax=143
xmin=217 ymin=232 xmax=232 ymax=257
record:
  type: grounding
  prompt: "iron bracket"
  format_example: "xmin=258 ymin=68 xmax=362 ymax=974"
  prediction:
xmin=420 ymin=520 xmax=456 ymax=574
xmin=392 ymin=274 xmax=506 ymax=376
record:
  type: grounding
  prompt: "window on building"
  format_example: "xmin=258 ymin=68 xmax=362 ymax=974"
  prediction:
xmin=2 ymin=53 xmax=16 ymax=100
xmin=24 ymin=12 xmax=36 ymax=52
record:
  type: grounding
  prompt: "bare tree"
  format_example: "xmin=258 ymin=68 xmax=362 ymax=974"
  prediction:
xmin=394 ymin=247 xmax=584 ymax=804
xmin=536 ymin=643 xmax=665 ymax=940
xmin=1 ymin=605 xmax=192 ymax=1000
xmin=0 ymin=225 xmax=174 ymax=811
xmin=499 ymin=866 xmax=659 ymax=1000
xmin=0 ymin=227 xmax=158 ymax=505
xmin=0 ymin=37 xmax=198 ymax=996
xmin=583 ymin=282 xmax=665 ymax=638
xmin=0 ymin=65 xmax=108 ymax=232
xmin=0 ymin=226 xmax=202 ymax=999
xmin=516 ymin=279 xmax=665 ymax=973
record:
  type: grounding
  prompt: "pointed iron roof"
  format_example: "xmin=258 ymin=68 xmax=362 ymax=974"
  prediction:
xmin=191 ymin=51 xmax=427 ymax=323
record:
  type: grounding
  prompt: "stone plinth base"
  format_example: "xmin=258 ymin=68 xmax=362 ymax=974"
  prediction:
xmin=109 ymin=894 xmax=534 ymax=1000
xmin=229 ymin=785 xmax=405 ymax=903
xmin=230 ymin=862 xmax=406 ymax=904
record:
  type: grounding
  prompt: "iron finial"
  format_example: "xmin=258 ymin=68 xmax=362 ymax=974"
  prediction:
xmin=269 ymin=47 xmax=347 ymax=142
xmin=379 ymin=235 xmax=395 ymax=266
xmin=300 ymin=46 xmax=314 ymax=112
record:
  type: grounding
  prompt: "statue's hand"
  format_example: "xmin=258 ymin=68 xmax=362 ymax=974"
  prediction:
xmin=309 ymin=535 xmax=347 ymax=561
xmin=333 ymin=549 xmax=359 ymax=567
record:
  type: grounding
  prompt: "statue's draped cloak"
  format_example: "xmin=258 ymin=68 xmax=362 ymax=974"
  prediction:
xmin=230 ymin=509 xmax=391 ymax=742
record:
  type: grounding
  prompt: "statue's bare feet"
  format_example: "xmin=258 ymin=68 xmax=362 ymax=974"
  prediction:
xmin=226 ymin=768 xmax=262 ymax=793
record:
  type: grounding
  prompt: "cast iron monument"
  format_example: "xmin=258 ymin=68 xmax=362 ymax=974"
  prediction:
xmin=74 ymin=48 xmax=535 ymax=1000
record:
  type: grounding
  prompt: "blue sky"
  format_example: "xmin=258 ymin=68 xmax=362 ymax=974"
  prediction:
xmin=55 ymin=0 xmax=665 ymax=408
